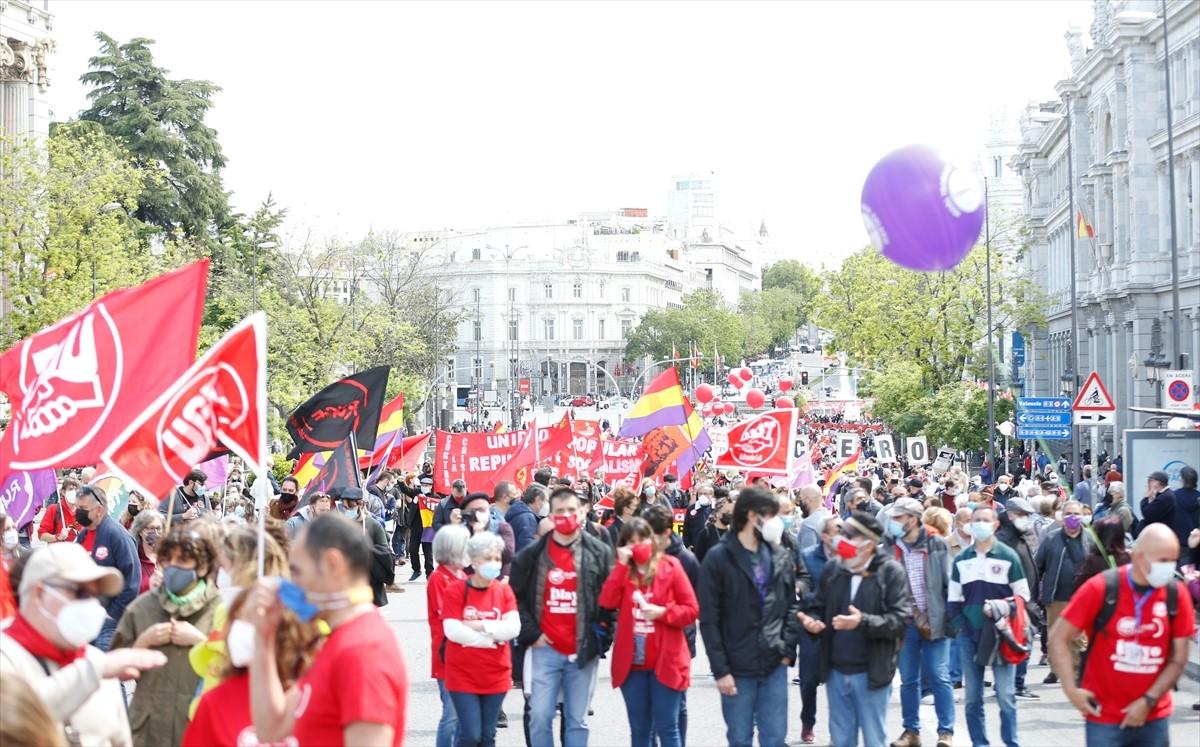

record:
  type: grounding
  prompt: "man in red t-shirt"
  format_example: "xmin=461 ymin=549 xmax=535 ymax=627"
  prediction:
xmin=248 ymin=513 xmax=408 ymax=747
xmin=1050 ymin=523 xmax=1195 ymax=746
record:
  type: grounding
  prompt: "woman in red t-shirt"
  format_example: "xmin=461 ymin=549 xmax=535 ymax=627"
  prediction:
xmin=427 ymin=524 xmax=470 ymax=747
xmin=442 ymin=531 xmax=520 ymax=747
xmin=599 ymin=517 xmax=699 ymax=747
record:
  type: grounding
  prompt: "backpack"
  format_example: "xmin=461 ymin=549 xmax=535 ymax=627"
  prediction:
xmin=1077 ymin=567 xmax=1178 ymax=682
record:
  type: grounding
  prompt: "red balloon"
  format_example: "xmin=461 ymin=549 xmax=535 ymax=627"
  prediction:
xmin=778 ymin=377 xmax=793 ymax=392
xmin=694 ymin=383 xmax=715 ymax=404
xmin=775 ymin=396 xmax=795 ymax=409
xmin=724 ymin=402 xmax=737 ymax=415
xmin=701 ymin=404 xmax=713 ymax=417
xmin=727 ymin=372 xmax=742 ymax=387
xmin=739 ymin=367 xmax=753 ymax=381
xmin=745 ymin=388 xmax=766 ymax=409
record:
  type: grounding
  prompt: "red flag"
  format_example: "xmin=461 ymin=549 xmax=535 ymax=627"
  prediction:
xmin=385 ymin=432 xmax=433 ymax=472
xmin=712 ymin=409 xmax=798 ymax=475
xmin=482 ymin=413 xmax=573 ymax=493
xmin=100 ymin=313 xmax=266 ymax=499
xmin=0 ymin=260 xmax=208 ymax=476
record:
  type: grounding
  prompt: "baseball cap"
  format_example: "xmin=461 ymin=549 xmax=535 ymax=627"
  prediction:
xmin=906 ymin=478 xmax=924 ymax=490
xmin=19 ymin=543 xmax=123 ymax=599
xmin=1005 ymin=496 xmax=1035 ymax=515
xmin=891 ymin=497 xmax=925 ymax=518
xmin=340 ymin=487 xmax=364 ymax=502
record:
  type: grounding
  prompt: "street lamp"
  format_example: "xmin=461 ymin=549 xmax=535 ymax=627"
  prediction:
xmin=1144 ymin=318 xmax=1170 ymax=408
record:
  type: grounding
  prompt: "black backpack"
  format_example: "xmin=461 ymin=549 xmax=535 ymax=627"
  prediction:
xmin=1077 ymin=567 xmax=1178 ymax=682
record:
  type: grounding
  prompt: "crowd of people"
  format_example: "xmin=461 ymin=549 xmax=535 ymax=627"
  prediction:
xmin=0 ymin=448 xmax=1198 ymax=747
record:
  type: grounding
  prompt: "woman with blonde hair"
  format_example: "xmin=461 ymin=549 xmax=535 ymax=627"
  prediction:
xmin=922 ymin=506 xmax=952 ymax=537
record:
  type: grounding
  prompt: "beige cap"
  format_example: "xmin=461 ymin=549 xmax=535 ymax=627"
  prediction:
xmin=891 ymin=497 xmax=926 ymax=518
xmin=19 ymin=543 xmax=123 ymax=599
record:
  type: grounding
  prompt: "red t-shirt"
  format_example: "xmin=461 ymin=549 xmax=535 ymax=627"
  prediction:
xmin=1062 ymin=566 xmax=1196 ymax=724
xmin=442 ymin=579 xmax=517 ymax=694
xmin=183 ymin=673 xmax=294 ymax=747
xmin=291 ymin=610 xmax=408 ymax=746
xmin=541 ymin=540 xmax=578 ymax=656
xmin=426 ymin=564 xmax=465 ymax=680
xmin=630 ymin=585 xmax=660 ymax=670
xmin=77 ymin=528 xmax=97 ymax=554
xmin=37 ymin=499 xmax=80 ymax=543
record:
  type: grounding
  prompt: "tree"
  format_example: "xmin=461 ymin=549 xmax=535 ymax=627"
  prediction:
xmin=624 ymin=290 xmax=766 ymax=366
xmin=739 ymin=287 xmax=805 ymax=352
xmin=79 ymin=33 xmax=230 ymax=248
xmin=861 ymin=361 xmax=930 ymax=438
xmin=923 ymin=381 xmax=1014 ymax=452
xmin=762 ymin=259 xmax=820 ymax=326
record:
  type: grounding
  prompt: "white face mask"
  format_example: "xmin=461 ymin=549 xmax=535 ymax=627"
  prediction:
xmin=475 ymin=510 xmax=491 ymax=528
xmin=2 ymin=529 xmax=18 ymax=549
xmin=217 ymin=567 xmax=241 ymax=607
xmin=63 ymin=489 xmax=77 ymax=504
xmin=42 ymin=587 xmax=107 ymax=648
xmin=697 ymin=496 xmax=711 ymax=508
xmin=1146 ymin=561 xmax=1177 ymax=589
xmin=225 ymin=619 xmax=256 ymax=667
xmin=1012 ymin=516 xmax=1031 ymax=533
xmin=759 ymin=515 xmax=785 ymax=545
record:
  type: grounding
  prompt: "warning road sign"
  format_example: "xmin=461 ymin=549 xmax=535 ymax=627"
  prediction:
xmin=1072 ymin=372 xmax=1115 ymax=413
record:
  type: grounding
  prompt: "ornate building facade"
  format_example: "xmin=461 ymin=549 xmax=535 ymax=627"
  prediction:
xmin=0 ymin=0 xmax=54 ymax=142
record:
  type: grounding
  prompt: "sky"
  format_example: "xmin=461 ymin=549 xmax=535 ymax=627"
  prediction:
xmin=45 ymin=0 xmax=1094 ymax=268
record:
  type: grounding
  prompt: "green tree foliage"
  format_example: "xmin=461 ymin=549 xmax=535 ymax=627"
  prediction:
xmin=762 ymin=259 xmax=819 ymax=323
xmin=79 ymin=33 xmax=230 ymax=249
xmin=923 ymin=382 xmax=1014 ymax=452
xmin=861 ymin=361 xmax=929 ymax=438
xmin=738 ymin=286 xmax=806 ymax=352
xmin=624 ymin=290 xmax=768 ymax=365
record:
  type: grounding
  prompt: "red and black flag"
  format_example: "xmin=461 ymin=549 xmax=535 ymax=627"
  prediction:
xmin=286 ymin=366 xmax=390 ymax=458
xmin=310 ymin=434 xmax=363 ymax=496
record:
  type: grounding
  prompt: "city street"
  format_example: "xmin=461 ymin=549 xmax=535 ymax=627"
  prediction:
xmin=382 ymin=581 xmax=1200 ymax=747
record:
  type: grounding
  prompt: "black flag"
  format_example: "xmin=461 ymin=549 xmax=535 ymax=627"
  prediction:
xmin=286 ymin=366 xmax=390 ymax=458
xmin=310 ymin=434 xmax=362 ymax=497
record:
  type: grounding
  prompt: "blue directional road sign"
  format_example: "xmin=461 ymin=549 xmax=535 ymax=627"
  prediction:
xmin=1017 ymin=397 xmax=1072 ymax=440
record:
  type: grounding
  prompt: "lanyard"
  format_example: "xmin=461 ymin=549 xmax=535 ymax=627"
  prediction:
xmin=1125 ymin=567 xmax=1153 ymax=630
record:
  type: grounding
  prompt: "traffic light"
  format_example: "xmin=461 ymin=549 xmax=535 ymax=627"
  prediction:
xmin=801 ymin=370 xmax=809 ymax=386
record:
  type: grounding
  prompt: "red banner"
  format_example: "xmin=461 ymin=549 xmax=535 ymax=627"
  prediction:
xmin=713 ymin=409 xmax=797 ymax=475
xmin=548 ymin=419 xmax=604 ymax=482
xmin=432 ymin=430 xmax=525 ymax=494
xmin=0 ymin=260 xmax=208 ymax=476
xmin=598 ymin=438 xmax=641 ymax=488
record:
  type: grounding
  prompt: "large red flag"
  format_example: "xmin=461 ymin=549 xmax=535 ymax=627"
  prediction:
xmin=385 ymin=432 xmax=433 ymax=472
xmin=0 ymin=260 xmax=208 ymax=476
xmin=100 ymin=313 xmax=267 ymax=500
xmin=712 ymin=409 xmax=798 ymax=475
xmin=481 ymin=413 xmax=574 ymax=493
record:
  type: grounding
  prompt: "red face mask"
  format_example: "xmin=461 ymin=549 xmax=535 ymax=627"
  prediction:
xmin=835 ymin=536 xmax=860 ymax=560
xmin=552 ymin=513 xmax=580 ymax=535
xmin=630 ymin=541 xmax=653 ymax=566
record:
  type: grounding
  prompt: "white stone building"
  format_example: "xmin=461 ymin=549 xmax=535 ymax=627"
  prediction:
xmin=1010 ymin=0 xmax=1200 ymax=452
xmin=0 ymin=0 xmax=54 ymax=141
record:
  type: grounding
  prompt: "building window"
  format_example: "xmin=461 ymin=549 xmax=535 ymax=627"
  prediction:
xmin=471 ymin=247 xmax=481 ymax=261
xmin=507 ymin=287 xmax=516 ymax=303
xmin=692 ymin=206 xmax=714 ymax=218
xmin=598 ymin=282 xmax=605 ymax=299
xmin=471 ymin=287 xmax=481 ymax=303
xmin=544 ymin=319 xmax=555 ymax=340
xmin=621 ymin=319 xmax=632 ymax=337
xmin=473 ymin=358 xmax=482 ymax=381
xmin=509 ymin=358 xmax=519 ymax=377
xmin=616 ymin=250 xmax=641 ymax=263
xmin=598 ymin=319 xmax=606 ymax=339
xmin=508 ymin=319 xmax=518 ymax=341
xmin=473 ymin=320 xmax=482 ymax=341
xmin=544 ymin=283 xmax=553 ymax=299
xmin=621 ymin=287 xmax=631 ymax=302
xmin=572 ymin=281 xmax=583 ymax=298
xmin=573 ymin=319 xmax=584 ymax=340
xmin=993 ymin=156 xmax=1002 ymax=179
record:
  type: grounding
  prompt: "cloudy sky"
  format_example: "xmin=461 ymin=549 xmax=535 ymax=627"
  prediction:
xmin=46 ymin=0 xmax=1093 ymax=267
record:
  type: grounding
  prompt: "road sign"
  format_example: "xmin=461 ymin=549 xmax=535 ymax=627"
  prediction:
xmin=1018 ymin=397 xmax=1072 ymax=411
xmin=1016 ymin=412 xmax=1071 ymax=426
xmin=1074 ymin=411 xmax=1115 ymax=425
xmin=1164 ymin=370 xmax=1194 ymax=412
xmin=1072 ymin=372 xmax=1115 ymax=412
xmin=1017 ymin=396 xmax=1072 ymax=439
xmin=1012 ymin=332 xmax=1026 ymax=366
xmin=1018 ymin=426 xmax=1072 ymax=440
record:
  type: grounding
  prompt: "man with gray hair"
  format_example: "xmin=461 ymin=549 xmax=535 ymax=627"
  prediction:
xmin=797 ymin=485 xmax=831 ymax=552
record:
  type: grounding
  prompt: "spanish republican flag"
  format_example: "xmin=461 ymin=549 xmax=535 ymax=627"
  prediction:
xmin=1077 ymin=210 xmax=1095 ymax=239
xmin=823 ymin=449 xmax=861 ymax=509
xmin=619 ymin=367 xmax=690 ymax=439
xmin=358 ymin=393 xmax=406 ymax=468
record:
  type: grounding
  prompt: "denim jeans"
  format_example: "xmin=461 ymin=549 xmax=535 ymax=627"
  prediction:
xmin=620 ymin=670 xmax=684 ymax=747
xmin=448 ymin=690 xmax=506 ymax=747
xmin=959 ymin=632 xmax=1018 ymax=747
xmin=437 ymin=679 xmax=458 ymax=747
xmin=1083 ymin=717 xmax=1170 ymax=747
xmin=1015 ymin=658 xmax=1027 ymax=691
xmin=950 ymin=633 xmax=966 ymax=684
xmin=826 ymin=669 xmax=890 ymax=747
xmin=528 ymin=646 xmax=598 ymax=747
xmin=797 ymin=633 xmax=821 ymax=730
xmin=719 ymin=664 xmax=788 ymax=747
xmin=899 ymin=623 xmax=955 ymax=735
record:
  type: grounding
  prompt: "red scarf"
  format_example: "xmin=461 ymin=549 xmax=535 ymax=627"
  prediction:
xmin=4 ymin=613 xmax=87 ymax=668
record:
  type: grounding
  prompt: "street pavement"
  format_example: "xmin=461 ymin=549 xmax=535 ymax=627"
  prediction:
xmin=382 ymin=578 xmax=1200 ymax=747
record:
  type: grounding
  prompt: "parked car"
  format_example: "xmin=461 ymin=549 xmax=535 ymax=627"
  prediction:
xmin=569 ymin=395 xmax=595 ymax=407
xmin=599 ymin=396 xmax=630 ymax=410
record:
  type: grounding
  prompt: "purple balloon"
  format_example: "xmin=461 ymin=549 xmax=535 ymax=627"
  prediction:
xmin=861 ymin=144 xmax=984 ymax=272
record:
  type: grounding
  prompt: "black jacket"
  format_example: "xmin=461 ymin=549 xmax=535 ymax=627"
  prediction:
xmin=664 ymin=532 xmax=701 ymax=658
xmin=510 ymin=531 xmax=615 ymax=666
xmin=432 ymin=494 xmax=464 ymax=534
xmin=780 ymin=531 xmax=814 ymax=601
xmin=1138 ymin=488 xmax=1177 ymax=537
xmin=693 ymin=524 xmax=726 ymax=564
xmin=699 ymin=533 xmax=802 ymax=680
xmin=809 ymin=553 xmax=911 ymax=690
xmin=682 ymin=504 xmax=711 ymax=550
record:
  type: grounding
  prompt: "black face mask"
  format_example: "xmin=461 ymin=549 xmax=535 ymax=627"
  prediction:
xmin=127 ymin=504 xmax=141 ymax=517
xmin=75 ymin=506 xmax=94 ymax=528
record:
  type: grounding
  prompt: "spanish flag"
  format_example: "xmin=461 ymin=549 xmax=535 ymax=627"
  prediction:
xmin=620 ymin=367 xmax=690 ymax=438
xmin=1077 ymin=209 xmax=1095 ymax=239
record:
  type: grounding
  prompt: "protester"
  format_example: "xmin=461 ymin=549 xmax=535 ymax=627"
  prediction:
xmin=797 ymin=514 xmax=841 ymax=744
xmin=268 ymin=476 xmax=302 ymax=523
xmin=682 ymin=483 xmax=713 ymax=551
xmin=797 ymin=513 xmax=910 ymax=747
xmin=0 ymin=543 xmax=167 ymax=746
xmin=506 ymin=483 xmax=548 ymax=554
xmin=129 ymin=510 xmax=164 ymax=594
xmin=409 ymin=477 xmax=436 ymax=580
xmin=797 ymin=485 xmax=831 ymax=552
xmin=608 ymin=487 xmax=639 ymax=546
xmin=428 ymin=525 xmax=470 ymax=747
xmin=248 ymin=513 xmax=408 ymax=746
xmin=923 ymin=506 xmax=952 ymax=538
xmin=338 ymin=487 xmax=392 ymax=605
xmin=693 ymin=496 xmax=732 ymax=564
xmin=37 ymin=476 xmax=82 ymax=544
xmin=434 ymin=479 xmax=470 ymax=533
xmin=698 ymin=487 xmax=801 ymax=747
xmin=995 ymin=496 xmax=1042 ymax=700
xmin=443 ymin=531 xmax=520 ymax=747
xmin=111 ymin=526 xmax=221 ymax=746
xmin=1050 ymin=523 xmax=1194 ymax=746
xmin=119 ymin=490 xmax=149 ymax=530
xmin=0 ymin=669 xmax=70 ymax=747
xmin=286 ymin=492 xmax=332 ymax=538
xmin=1034 ymin=500 xmax=1093 ymax=685
xmin=948 ymin=505 xmax=1031 ymax=747
xmin=882 ymin=498 xmax=955 ymax=747
xmin=462 ymin=492 xmax=516 ymax=578
xmin=1096 ymin=481 xmax=1134 ymax=534
xmin=161 ymin=468 xmax=212 ymax=523
xmin=993 ymin=475 xmax=1016 ymax=509
xmin=600 ymin=517 xmax=699 ymax=747
xmin=511 ymin=486 xmax=614 ymax=747
xmin=1171 ymin=466 xmax=1200 ymax=559
xmin=1139 ymin=470 xmax=1176 ymax=536
xmin=72 ymin=486 xmax=140 ymax=650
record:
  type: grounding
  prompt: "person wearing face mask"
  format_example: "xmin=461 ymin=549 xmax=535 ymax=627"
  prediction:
xmin=0 ymin=511 xmax=23 ymax=621
xmin=607 ymin=487 xmax=640 ymax=547
xmin=600 ymin=517 xmax=699 ymax=747
xmin=510 ymin=487 xmax=614 ymax=747
xmin=694 ymin=495 xmax=732 ymax=564
xmin=72 ymin=486 xmax=140 ymax=651
xmin=268 ymin=476 xmax=303 ymax=523
xmin=990 ymin=497 xmax=1042 ymax=701
xmin=129 ymin=510 xmax=165 ymax=594
xmin=443 ymin=531 xmax=521 ymax=747
xmin=797 ymin=513 xmax=911 ymax=747
xmin=110 ymin=528 xmax=222 ymax=746
xmin=246 ymin=513 xmax=409 ymax=747
xmin=993 ymin=476 xmax=1015 ymax=509
xmin=160 ymin=469 xmax=213 ymax=523
xmin=434 ymin=479 xmax=471 ymax=534
xmin=1033 ymin=500 xmax=1093 ymax=686
xmin=947 ymin=506 xmax=1031 ymax=747
xmin=1049 ymin=523 xmax=1195 ymax=746
xmin=682 ymin=484 xmax=714 ymax=551
xmin=461 ymin=492 xmax=515 ymax=579
xmin=428 ymin=525 xmax=470 ymax=747
xmin=120 ymin=490 xmax=147 ymax=530
xmin=796 ymin=485 xmax=831 ymax=553
xmin=698 ymin=487 xmax=802 ymax=747
xmin=337 ymin=488 xmax=394 ymax=607
xmin=661 ymin=473 xmax=688 ymax=509
xmin=947 ymin=506 xmax=975 ymax=558
xmin=506 ymin=483 xmax=548 ymax=555
xmin=796 ymin=514 xmax=841 ymax=744
xmin=0 ymin=543 xmax=168 ymax=746
xmin=38 ymin=476 xmax=83 ymax=545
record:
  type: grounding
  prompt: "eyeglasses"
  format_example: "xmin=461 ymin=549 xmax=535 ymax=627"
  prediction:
xmin=44 ymin=582 xmax=97 ymax=601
